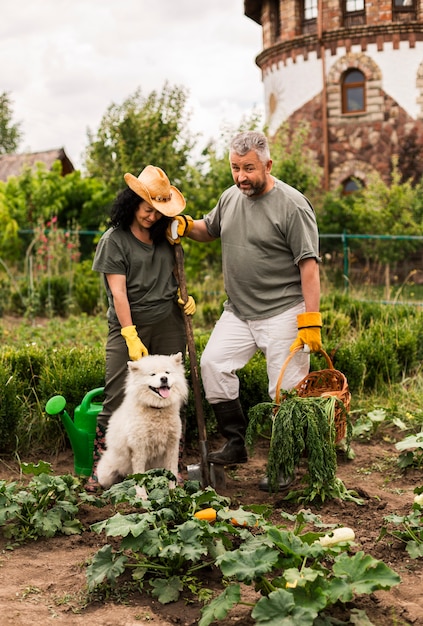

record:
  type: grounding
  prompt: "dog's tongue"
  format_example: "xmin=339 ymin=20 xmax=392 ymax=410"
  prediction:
xmin=159 ymin=386 xmax=170 ymax=398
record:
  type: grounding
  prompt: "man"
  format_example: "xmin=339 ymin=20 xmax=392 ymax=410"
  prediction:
xmin=168 ymin=131 xmax=321 ymax=489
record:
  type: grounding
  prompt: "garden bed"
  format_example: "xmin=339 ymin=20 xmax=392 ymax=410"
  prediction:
xmin=0 ymin=429 xmax=422 ymax=625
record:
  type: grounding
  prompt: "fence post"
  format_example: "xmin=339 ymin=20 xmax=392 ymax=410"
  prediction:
xmin=342 ymin=231 xmax=349 ymax=291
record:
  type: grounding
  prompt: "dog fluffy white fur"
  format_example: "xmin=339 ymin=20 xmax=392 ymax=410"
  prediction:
xmin=97 ymin=352 xmax=188 ymax=494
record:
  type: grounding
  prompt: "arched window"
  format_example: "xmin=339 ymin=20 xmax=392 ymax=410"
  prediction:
xmin=342 ymin=69 xmax=365 ymax=113
xmin=342 ymin=177 xmax=363 ymax=194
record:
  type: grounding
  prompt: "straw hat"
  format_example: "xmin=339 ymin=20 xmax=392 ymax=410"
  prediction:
xmin=124 ymin=166 xmax=186 ymax=217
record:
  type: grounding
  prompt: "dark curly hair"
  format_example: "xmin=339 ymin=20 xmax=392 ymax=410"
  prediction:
xmin=108 ymin=187 xmax=171 ymax=244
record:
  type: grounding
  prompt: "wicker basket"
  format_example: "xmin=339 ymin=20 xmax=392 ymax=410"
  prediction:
xmin=275 ymin=347 xmax=350 ymax=443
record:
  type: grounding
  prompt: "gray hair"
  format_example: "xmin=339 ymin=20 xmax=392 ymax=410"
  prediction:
xmin=230 ymin=131 xmax=271 ymax=165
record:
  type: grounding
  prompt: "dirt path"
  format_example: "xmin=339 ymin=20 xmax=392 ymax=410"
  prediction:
xmin=0 ymin=433 xmax=422 ymax=626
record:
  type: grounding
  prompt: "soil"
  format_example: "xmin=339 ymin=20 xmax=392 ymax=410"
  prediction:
xmin=0 ymin=431 xmax=422 ymax=626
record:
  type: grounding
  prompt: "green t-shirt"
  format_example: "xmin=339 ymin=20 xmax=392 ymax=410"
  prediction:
xmin=92 ymin=227 xmax=177 ymax=324
xmin=203 ymin=179 xmax=320 ymax=320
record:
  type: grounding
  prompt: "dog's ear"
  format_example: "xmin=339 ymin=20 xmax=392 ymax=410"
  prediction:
xmin=173 ymin=352 xmax=183 ymax=365
xmin=127 ymin=360 xmax=137 ymax=371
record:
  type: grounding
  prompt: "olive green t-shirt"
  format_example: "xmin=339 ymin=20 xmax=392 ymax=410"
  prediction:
xmin=92 ymin=227 xmax=177 ymax=324
xmin=203 ymin=179 xmax=320 ymax=321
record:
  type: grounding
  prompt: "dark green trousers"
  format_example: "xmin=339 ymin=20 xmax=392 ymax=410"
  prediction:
xmin=97 ymin=302 xmax=186 ymax=428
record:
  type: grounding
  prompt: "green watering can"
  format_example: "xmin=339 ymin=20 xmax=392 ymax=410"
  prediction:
xmin=45 ymin=388 xmax=104 ymax=476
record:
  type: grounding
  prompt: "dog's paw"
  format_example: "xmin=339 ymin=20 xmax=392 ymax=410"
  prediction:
xmin=135 ymin=485 xmax=148 ymax=501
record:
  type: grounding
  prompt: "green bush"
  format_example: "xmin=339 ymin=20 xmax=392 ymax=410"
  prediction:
xmin=39 ymin=276 xmax=71 ymax=316
xmin=0 ymin=297 xmax=421 ymax=456
xmin=0 ymin=365 xmax=24 ymax=452
xmin=73 ymin=259 xmax=105 ymax=315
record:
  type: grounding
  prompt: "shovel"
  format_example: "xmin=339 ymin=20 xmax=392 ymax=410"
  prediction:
xmin=174 ymin=243 xmax=212 ymax=488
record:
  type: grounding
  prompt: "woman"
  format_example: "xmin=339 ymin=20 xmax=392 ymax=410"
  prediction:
xmin=86 ymin=165 xmax=195 ymax=490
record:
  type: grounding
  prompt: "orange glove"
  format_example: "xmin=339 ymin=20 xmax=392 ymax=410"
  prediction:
xmin=121 ymin=325 xmax=149 ymax=360
xmin=177 ymin=290 xmax=196 ymax=316
xmin=290 ymin=312 xmax=322 ymax=353
xmin=166 ymin=215 xmax=194 ymax=245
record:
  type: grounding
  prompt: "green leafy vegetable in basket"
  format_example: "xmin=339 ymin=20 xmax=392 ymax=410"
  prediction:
xmin=247 ymin=391 xmax=360 ymax=504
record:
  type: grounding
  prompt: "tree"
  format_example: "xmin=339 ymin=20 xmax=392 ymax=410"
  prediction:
xmin=0 ymin=163 xmax=113 ymax=265
xmin=269 ymin=121 xmax=323 ymax=200
xmin=0 ymin=92 xmax=22 ymax=155
xmin=84 ymin=83 xmax=196 ymax=193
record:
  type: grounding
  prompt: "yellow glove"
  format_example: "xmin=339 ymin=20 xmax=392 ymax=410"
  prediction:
xmin=166 ymin=215 xmax=194 ymax=245
xmin=121 ymin=325 xmax=149 ymax=360
xmin=290 ymin=312 xmax=322 ymax=353
xmin=177 ymin=291 xmax=196 ymax=316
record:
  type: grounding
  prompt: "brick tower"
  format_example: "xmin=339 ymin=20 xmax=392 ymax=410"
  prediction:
xmin=244 ymin=0 xmax=423 ymax=191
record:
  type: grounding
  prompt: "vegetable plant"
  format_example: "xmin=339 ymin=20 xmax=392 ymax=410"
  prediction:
xmin=378 ymin=486 xmax=423 ymax=559
xmin=246 ymin=392 xmax=359 ymax=503
xmin=0 ymin=462 xmax=83 ymax=545
xmin=396 ymin=430 xmax=423 ymax=469
xmin=84 ymin=470 xmax=401 ymax=625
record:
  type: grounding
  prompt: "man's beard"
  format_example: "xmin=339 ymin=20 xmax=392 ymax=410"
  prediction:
xmin=237 ymin=180 xmax=266 ymax=197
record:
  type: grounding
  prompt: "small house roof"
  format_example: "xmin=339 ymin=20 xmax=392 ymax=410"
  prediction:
xmin=0 ymin=148 xmax=74 ymax=182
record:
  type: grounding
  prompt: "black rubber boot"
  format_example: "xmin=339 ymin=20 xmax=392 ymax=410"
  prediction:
xmin=258 ymin=471 xmax=294 ymax=492
xmin=208 ymin=399 xmax=248 ymax=465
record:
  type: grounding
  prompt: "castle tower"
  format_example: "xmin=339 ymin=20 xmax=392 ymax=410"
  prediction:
xmin=244 ymin=0 xmax=423 ymax=191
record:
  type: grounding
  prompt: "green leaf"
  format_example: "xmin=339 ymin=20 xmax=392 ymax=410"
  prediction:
xmin=406 ymin=541 xmax=423 ymax=559
xmin=199 ymin=584 xmax=241 ymax=626
xmin=395 ymin=432 xmax=423 ymax=452
xmin=266 ymin=527 xmax=319 ymax=560
xmin=91 ymin=512 xmax=153 ymax=537
xmin=332 ymin=551 xmax=401 ymax=596
xmin=86 ymin=544 xmax=128 ymax=590
xmin=216 ymin=545 xmax=279 ymax=582
xmin=159 ymin=522 xmax=208 ymax=562
xmin=252 ymin=588 xmax=318 ymax=625
xmin=367 ymin=409 xmax=386 ymax=423
xmin=149 ymin=575 xmax=183 ymax=604
xmin=21 ymin=461 xmax=53 ymax=476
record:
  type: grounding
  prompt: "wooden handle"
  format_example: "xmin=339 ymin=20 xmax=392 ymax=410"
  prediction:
xmin=275 ymin=347 xmax=333 ymax=404
xmin=174 ymin=243 xmax=210 ymax=487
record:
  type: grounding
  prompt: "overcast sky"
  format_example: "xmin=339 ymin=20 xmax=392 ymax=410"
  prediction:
xmin=1 ymin=0 xmax=264 ymax=169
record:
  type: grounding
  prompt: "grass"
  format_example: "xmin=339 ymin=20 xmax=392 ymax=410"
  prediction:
xmin=0 ymin=296 xmax=422 ymax=456
xmin=0 ymin=312 xmax=108 ymax=349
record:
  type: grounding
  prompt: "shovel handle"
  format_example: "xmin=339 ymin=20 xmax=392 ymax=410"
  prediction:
xmin=174 ymin=243 xmax=210 ymax=487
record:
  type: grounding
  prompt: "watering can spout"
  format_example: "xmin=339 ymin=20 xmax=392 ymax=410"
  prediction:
xmin=45 ymin=388 xmax=104 ymax=477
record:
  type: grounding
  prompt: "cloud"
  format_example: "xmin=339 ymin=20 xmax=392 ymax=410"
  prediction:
xmin=1 ymin=0 xmax=263 ymax=168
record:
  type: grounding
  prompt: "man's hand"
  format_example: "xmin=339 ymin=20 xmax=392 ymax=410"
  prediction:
xmin=121 ymin=325 xmax=149 ymax=360
xmin=290 ymin=312 xmax=322 ymax=353
xmin=166 ymin=215 xmax=194 ymax=245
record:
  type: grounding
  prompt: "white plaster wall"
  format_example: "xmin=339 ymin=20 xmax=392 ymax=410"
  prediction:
xmin=264 ymin=40 xmax=423 ymax=134
xmin=263 ymin=51 xmax=322 ymax=134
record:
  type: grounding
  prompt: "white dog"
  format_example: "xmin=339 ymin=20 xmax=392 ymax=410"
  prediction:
xmin=97 ymin=352 xmax=188 ymax=496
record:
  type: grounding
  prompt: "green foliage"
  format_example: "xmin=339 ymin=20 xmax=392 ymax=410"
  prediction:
xmin=395 ymin=430 xmax=423 ymax=469
xmin=352 ymin=408 xmax=388 ymax=440
xmin=246 ymin=394 xmax=358 ymax=503
xmin=87 ymin=471 xmax=231 ymax=600
xmin=0 ymin=468 xmax=83 ymax=545
xmin=320 ymin=294 xmax=423 ymax=393
xmin=81 ymin=470 xmax=400 ymax=623
xmin=38 ymin=275 xmax=71 ymax=317
xmin=73 ymin=259 xmax=105 ymax=315
xmin=269 ymin=121 xmax=323 ymax=197
xmin=84 ymin=83 xmax=196 ymax=194
xmin=0 ymin=365 xmax=23 ymax=451
xmin=0 ymin=339 xmax=105 ymax=455
xmin=378 ymin=487 xmax=423 ymax=559
xmin=0 ymin=91 xmax=22 ymax=155
xmin=0 ymin=164 xmax=111 ymax=264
